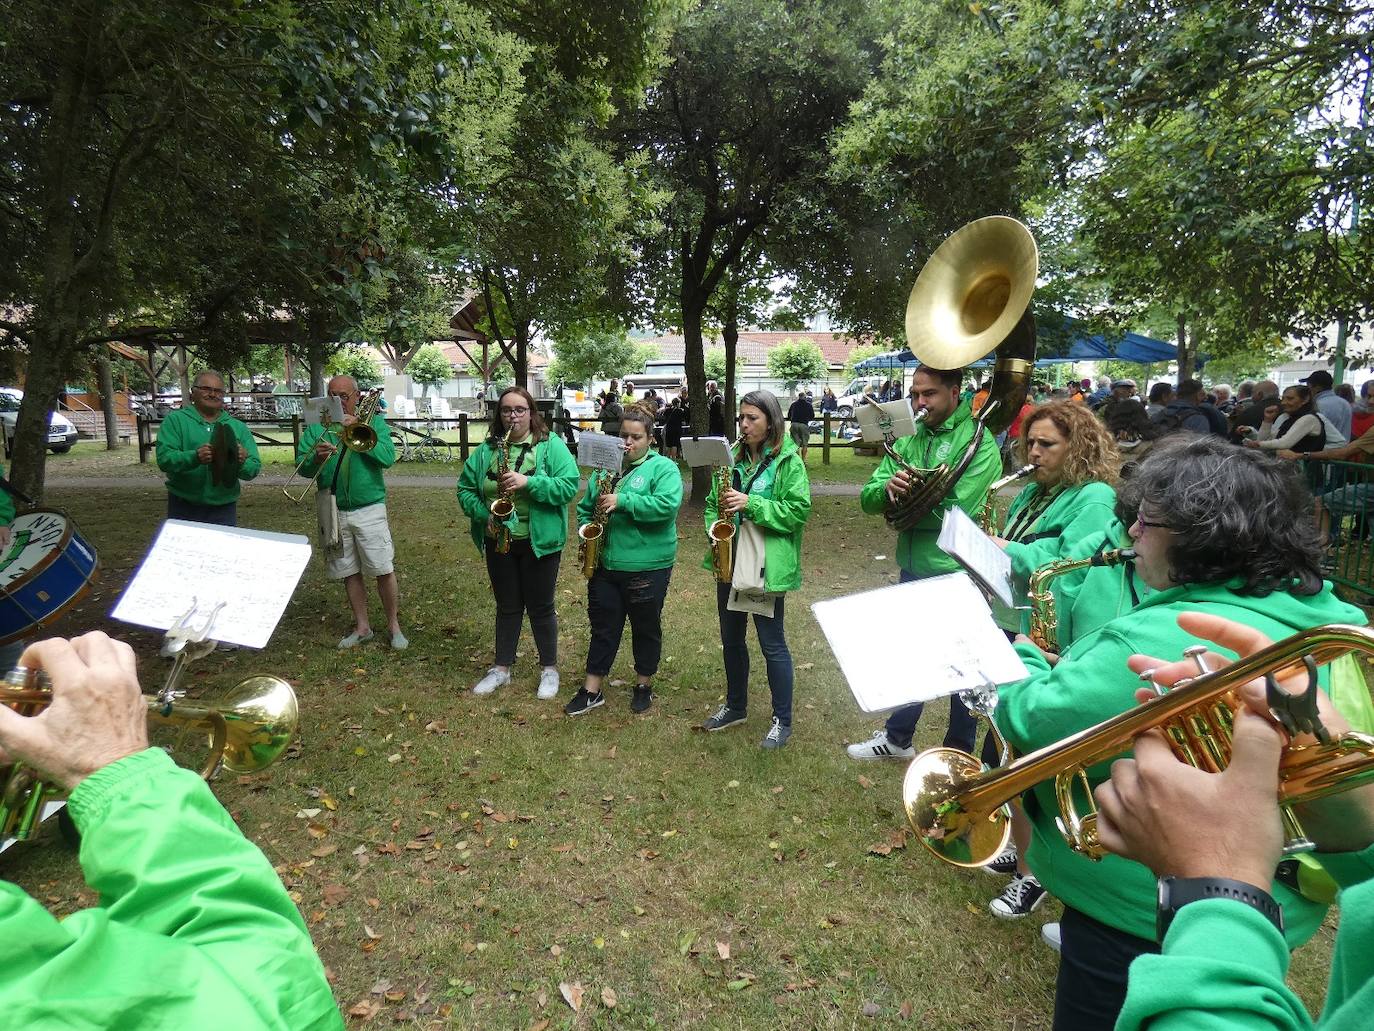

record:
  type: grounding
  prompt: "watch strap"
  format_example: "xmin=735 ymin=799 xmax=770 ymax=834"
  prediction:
xmin=1157 ymin=876 xmax=1284 ymax=942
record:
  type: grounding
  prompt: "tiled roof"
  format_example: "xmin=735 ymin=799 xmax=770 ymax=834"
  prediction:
xmin=636 ymin=330 xmax=871 ymax=367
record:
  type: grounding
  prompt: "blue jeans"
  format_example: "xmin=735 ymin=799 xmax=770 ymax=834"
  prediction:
xmin=1053 ymin=906 xmax=1159 ymax=1030
xmin=166 ymin=494 xmax=237 ymax=526
xmin=586 ymin=566 xmax=672 ymax=677
xmin=717 ymin=582 xmax=793 ymax=725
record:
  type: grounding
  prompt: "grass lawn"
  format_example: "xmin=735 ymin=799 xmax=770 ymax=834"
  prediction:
xmin=4 ymin=478 xmax=1337 ymax=1028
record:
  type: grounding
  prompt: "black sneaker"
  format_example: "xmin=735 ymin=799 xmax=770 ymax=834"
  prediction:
xmin=988 ymin=874 xmax=1047 ymax=918
xmin=563 ymin=688 xmax=605 ymax=717
xmin=631 ymin=684 xmax=653 ymax=713
xmin=760 ymin=717 xmax=791 ymax=749
xmin=701 ymin=704 xmax=746 ymax=731
xmin=983 ymin=845 xmax=1019 ymax=877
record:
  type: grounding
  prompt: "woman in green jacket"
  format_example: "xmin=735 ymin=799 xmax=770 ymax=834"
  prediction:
xmin=984 ymin=400 xmax=1123 ymax=918
xmin=563 ymin=407 xmax=683 ymax=717
xmin=699 ymin=390 xmax=811 ymax=749
xmin=456 ymin=387 xmax=579 ymax=701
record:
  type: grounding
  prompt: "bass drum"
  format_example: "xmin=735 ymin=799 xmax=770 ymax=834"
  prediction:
xmin=0 ymin=509 xmax=99 ymax=645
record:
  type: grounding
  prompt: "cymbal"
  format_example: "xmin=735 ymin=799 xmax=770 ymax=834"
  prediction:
xmin=904 ymin=216 xmax=1038 ymax=369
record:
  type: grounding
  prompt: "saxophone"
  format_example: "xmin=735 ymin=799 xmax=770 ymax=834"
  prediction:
xmin=1027 ymin=548 xmax=1136 ymax=653
xmin=578 ymin=454 xmax=627 ymax=579
xmin=489 ymin=429 xmax=515 ymax=554
xmin=708 ymin=464 xmax=736 ymax=583
xmin=977 ymin=464 xmax=1037 ymax=534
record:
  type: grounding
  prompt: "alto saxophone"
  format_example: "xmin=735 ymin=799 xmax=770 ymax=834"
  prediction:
xmin=708 ymin=464 xmax=736 ymax=583
xmin=489 ymin=429 xmax=515 ymax=554
xmin=977 ymin=464 xmax=1037 ymax=534
xmin=1027 ymin=548 xmax=1135 ymax=653
xmin=578 ymin=453 xmax=627 ymax=579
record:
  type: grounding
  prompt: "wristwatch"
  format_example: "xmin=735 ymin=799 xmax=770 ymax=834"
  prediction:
xmin=1156 ymin=876 xmax=1284 ymax=942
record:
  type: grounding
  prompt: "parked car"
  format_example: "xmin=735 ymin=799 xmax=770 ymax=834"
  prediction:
xmin=0 ymin=388 xmax=79 ymax=456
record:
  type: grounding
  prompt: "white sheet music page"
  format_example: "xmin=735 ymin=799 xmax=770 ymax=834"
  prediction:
xmin=576 ymin=431 xmax=626 ymax=472
xmin=812 ymin=573 xmax=1028 ymax=713
xmin=679 ymin=437 xmax=733 ymax=469
xmin=111 ymin=521 xmax=312 ymax=649
xmin=937 ymin=506 xmax=1017 ymax=609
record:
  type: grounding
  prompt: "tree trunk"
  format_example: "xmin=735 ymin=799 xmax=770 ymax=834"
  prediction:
xmin=513 ymin=321 xmax=530 ymax=389
xmin=1175 ymin=312 xmax=1195 ymax=381
xmin=11 ymin=332 xmax=69 ymax=502
xmin=98 ymin=352 xmax=120 ymax=449
xmin=722 ymin=315 xmax=739 ymax=444
xmin=682 ymin=291 xmax=710 ymax=507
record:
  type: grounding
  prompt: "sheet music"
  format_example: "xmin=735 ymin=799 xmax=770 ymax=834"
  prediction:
xmin=576 ymin=431 xmax=626 ymax=472
xmin=680 ymin=436 xmax=733 ymax=469
xmin=812 ymin=573 xmax=1028 ymax=713
xmin=937 ymin=506 xmax=1017 ymax=609
xmin=855 ymin=398 xmax=918 ymax=443
xmin=112 ymin=521 xmax=312 ymax=649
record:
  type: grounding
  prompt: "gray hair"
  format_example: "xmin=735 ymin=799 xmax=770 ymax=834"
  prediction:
xmin=737 ymin=389 xmax=785 ymax=453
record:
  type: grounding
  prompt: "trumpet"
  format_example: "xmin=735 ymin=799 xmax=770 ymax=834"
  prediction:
xmin=708 ymin=464 xmax=736 ymax=583
xmin=282 ymin=388 xmax=383 ymax=503
xmin=902 ymin=623 xmax=1374 ymax=869
xmin=1 ymin=667 xmax=299 ymax=842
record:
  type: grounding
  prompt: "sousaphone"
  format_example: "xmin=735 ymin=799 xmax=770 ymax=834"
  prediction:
xmin=888 ymin=216 xmax=1038 ymax=531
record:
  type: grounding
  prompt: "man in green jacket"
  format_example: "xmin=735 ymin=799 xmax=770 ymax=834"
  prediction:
xmin=845 ymin=365 xmax=1002 ymax=762
xmin=1100 ymin=612 xmax=1374 ymax=1031
xmin=155 ymin=371 xmax=261 ymax=526
xmin=994 ymin=436 xmax=1366 ymax=1030
xmin=295 ymin=376 xmax=405 ymax=650
xmin=0 ymin=631 xmax=342 ymax=1030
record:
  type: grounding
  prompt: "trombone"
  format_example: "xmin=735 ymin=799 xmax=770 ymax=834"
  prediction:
xmin=282 ymin=388 xmax=382 ymax=503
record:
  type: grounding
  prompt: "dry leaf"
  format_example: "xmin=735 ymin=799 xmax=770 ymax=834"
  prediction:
xmin=899 ymin=1000 xmax=914 ymax=1019
xmin=601 ymin=986 xmax=618 ymax=1008
xmin=716 ymin=941 xmax=731 ymax=960
xmin=321 ymin=883 xmax=349 ymax=906
xmin=558 ymin=982 xmax=585 ymax=1012
xmin=862 ymin=1001 xmax=881 ymax=1017
xmin=363 ymin=924 xmax=382 ymax=940
xmin=347 ymin=998 xmax=382 ymax=1020
xmin=550 ymin=843 xmax=574 ymax=853
xmin=550 ymin=944 xmax=562 ymax=956
xmin=857 ymin=775 xmax=874 ymax=790
xmin=528 ymin=1022 xmax=550 ymax=1031
xmin=310 ymin=844 xmax=338 ymax=858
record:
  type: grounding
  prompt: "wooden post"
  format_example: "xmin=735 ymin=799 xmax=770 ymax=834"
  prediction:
xmin=822 ymin=413 xmax=832 ymax=465
xmin=291 ymin=415 xmax=301 ymax=452
xmin=138 ymin=414 xmax=151 ymax=463
xmin=459 ymin=413 xmax=470 ymax=459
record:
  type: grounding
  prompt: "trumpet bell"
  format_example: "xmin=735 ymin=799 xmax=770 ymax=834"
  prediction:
xmin=905 ymin=216 xmax=1039 ymax=369
xmin=902 ymin=747 xmax=1011 ymax=868
xmin=217 ymin=675 xmax=300 ymax=774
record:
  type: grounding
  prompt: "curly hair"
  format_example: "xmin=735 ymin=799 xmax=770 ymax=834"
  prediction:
xmin=1016 ymin=401 xmax=1121 ymax=488
xmin=1116 ymin=436 xmax=1324 ymax=596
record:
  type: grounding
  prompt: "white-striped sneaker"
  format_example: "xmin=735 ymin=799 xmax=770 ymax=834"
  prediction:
xmin=845 ymin=729 xmax=915 ymax=761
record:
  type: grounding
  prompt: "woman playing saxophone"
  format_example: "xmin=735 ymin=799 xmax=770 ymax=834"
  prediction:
xmin=564 ymin=408 xmax=683 ymax=717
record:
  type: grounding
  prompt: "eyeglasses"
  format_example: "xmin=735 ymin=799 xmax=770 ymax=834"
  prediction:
xmin=1134 ymin=514 xmax=1173 ymax=531
xmin=195 ymin=385 xmax=224 ymax=396
xmin=500 ymin=406 xmax=530 ymax=416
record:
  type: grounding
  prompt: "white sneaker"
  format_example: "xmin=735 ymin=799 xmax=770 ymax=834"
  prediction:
xmin=472 ymin=668 xmax=511 ymax=696
xmin=537 ymin=668 xmax=560 ymax=700
xmin=1040 ymin=922 xmax=1062 ymax=953
xmin=845 ymin=729 xmax=915 ymax=761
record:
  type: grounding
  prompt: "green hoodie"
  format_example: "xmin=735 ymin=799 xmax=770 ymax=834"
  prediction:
xmin=456 ymin=434 xmax=580 ymax=559
xmin=1116 ymin=843 xmax=1374 ymax=1030
xmin=859 ymin=399 xmax=1001 ymax=577
xmin=296 ymin=414 xmax=395 ymax=511
xmin=702 ymin=436 xmax=811 ymax=592
xmin=577 ymin=450 xmax=682 ymax=571
xmin=156 ymin=406 xmax=262 ymax=506
xmin=0 ymin=463 xmax=13 ymax=527
xmin=996 ymin=579 xmax=1366 ymax=946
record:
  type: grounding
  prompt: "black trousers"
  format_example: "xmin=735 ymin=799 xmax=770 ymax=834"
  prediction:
xmin=1053 ymin=906 xmax=1160 ymax=1030
xmin=586 ymin=566 xmax=672 ymax=678
xmin=167 ymin=494 xmax=237 ymax=526
xmin=485 ymin=538 xmax=561 ymax=666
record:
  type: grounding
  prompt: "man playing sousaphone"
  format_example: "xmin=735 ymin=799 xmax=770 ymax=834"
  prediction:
xmin=155 ymin=371 xmax=261 ymax=526
xmin=844 ymin=363 xmax=1002 ymax=761
xmin=992 ymin=436 xmax=1370 ymax=1030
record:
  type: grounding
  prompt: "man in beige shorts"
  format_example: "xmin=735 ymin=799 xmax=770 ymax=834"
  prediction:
xmin=295 ymin=375 xmax=407 ymax=649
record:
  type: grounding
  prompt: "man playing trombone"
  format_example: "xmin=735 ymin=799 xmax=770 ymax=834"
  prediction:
xmin=0 ymin=631 xmax=342 ymax=1028
xmin=294 ymin=375 xmax=406 ymax=651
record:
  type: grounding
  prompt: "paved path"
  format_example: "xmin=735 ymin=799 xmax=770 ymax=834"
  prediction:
xmin=46 ymin=475 xmax=865 ymax=496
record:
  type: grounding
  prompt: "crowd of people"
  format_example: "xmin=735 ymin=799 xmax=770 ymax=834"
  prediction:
xmin=7 ymin=357 xmax=1373 ymax=1029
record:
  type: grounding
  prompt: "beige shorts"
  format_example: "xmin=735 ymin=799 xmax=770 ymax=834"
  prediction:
xmin=326 ymin=502 xmax=394 ymax=580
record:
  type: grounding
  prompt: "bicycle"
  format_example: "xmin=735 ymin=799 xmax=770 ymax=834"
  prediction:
xmin=394 ymin=418 xmax=453 ymax=463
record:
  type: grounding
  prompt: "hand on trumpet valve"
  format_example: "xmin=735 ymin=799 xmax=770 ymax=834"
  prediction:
xmin=196 ymin=444 xmax=214 ymax=464
xmin=719 ymin=487 xmax=749 ymax=516
xmin=0 ymin=633 xmax=149 ymax=790
xmin=885 ymin=470 xmax=913 ymax=505
xmin=498 ymin=470 xmax=528 ymax=494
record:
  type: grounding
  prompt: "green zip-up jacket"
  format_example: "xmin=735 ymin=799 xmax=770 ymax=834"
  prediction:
xmin=859 ymin=399 xmax=1001 ymax=577
xmin=1001 ymin=480 xmax=1119 ymax=640
xmin=1050 ymin=522 xmax=1152 ymax=647
xmin=702 ymin=436 xmax=811 ymax=592
xmin=156 ymin=406 xmax=262 ymax=506
xmin=577 ymin=451 xmax=682 ymax=571
xmin=296 ymin=415 xmax=395 ymax=511
xmin=996 ymin=579 xmax=1366 ymax=946
xmin=0 ymin=748 xmax=342 ymax=1030
xmin=0 ymin=462 xmax=13 ymax=527
xmin=456 ymin=435 xmax=579 ymax=559
xmin=1116 ymin=842 xmax=1374 ymax=1031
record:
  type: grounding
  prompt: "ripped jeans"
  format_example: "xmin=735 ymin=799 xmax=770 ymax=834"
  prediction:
xmin=586 ymin=565 xmax=673 ymax=677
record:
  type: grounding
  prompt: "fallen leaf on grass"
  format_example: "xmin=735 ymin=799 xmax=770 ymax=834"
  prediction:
xmin=716 ymin=941 xmax=731 ymax=960
xmin=899 ymin=1000 xmax=914 ymax=1019
xmin=311 ymin=844 xmax=338 ymax=858
xmin=862 ymin=1001 xmax=881 ymax=1017
xmin=678 ymin=931 xmax=697 ymax=955
xmin=321 ymin=883 xmax=349 ymax=907
xmin=857 ymin=775 xmax=874 ymax=790
xmin=348 ymin=998 xmax=382 ymax=1020
xmin=601 ymin=986 xmax=618 ymax=1008
xmin=550 ymin=843 xmax=574 ymax=853
xmin=362 ymin=924 xmax=382 ymax=940
xmin=558 ymin=982 xmax=585 ymax=1012
xmin=528 ymin=1022 xmax=550 ymax=1031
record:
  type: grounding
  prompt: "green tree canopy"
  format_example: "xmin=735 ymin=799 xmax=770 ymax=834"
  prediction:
xmin=767 ymin=340 xmax=827 ymax=390
xmin=326 ymin=346 xmax=383 ymax=388
xmin=407 ymin=344 xmax=453 ymax=396
xmin=546 ymin=327 xmax=639 ymax=385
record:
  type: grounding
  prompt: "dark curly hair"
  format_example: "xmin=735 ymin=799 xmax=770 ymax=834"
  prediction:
xmin=1116 ymin=436 xmax=1324 ymax=596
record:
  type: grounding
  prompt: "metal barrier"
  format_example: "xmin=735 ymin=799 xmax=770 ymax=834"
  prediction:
xmin=1312 ymin=458 xmax=1374 ymax=600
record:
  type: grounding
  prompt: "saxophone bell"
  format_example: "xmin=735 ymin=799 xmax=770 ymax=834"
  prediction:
xmin=709 ymin=464 xmax=736 ymax=584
